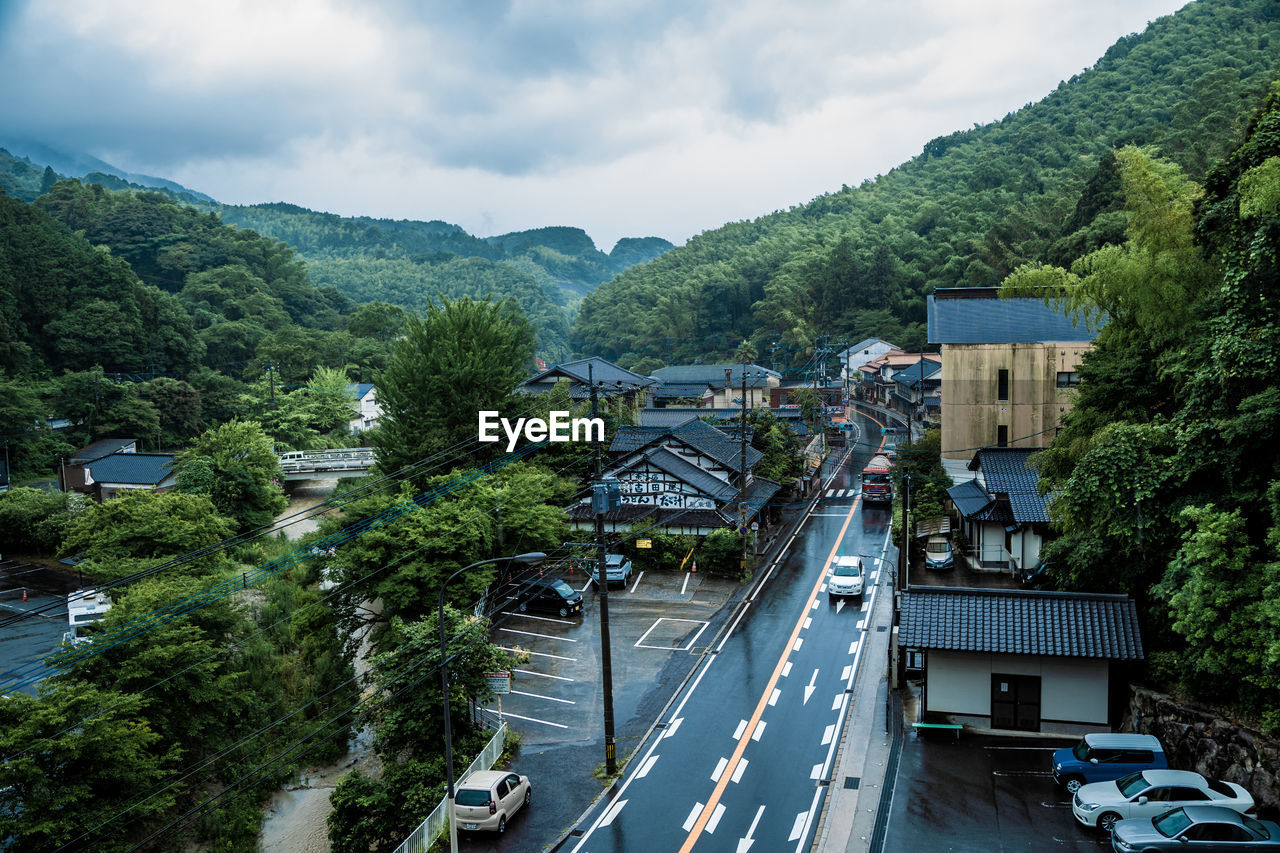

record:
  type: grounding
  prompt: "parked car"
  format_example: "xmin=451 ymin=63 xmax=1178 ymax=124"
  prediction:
xmin=1110 ymin=805 xmax=1280 ymax=851
xmin=515 ymin=578 xmax=583 ymax=617
xmin=1073 ymin=769 xmax=1254 ymax=834
xmin=453 ymin=769 xmax=531 ymax=834
xmin=827 ymin=555 xmax=864 ymax=603
xmin=590 ymin=553 xmax=633 ymax=589
xmin=1053 ymin=733 xmax=1168 ymax=794
xmin=923 ymin=535 xmax=953 ymax=570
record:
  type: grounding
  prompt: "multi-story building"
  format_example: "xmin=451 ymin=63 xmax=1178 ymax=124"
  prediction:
xmin=927 ymin=287 xmax=1096 ymax=461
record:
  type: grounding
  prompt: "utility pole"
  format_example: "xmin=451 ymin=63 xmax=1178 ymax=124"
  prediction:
xmin=589 ymin=364 xmax=618 ymax=776
xmin=898 ymin=472 xmax=911 ymax=591
xmin=739 ymin=362 xmax=749 ymax=571
xmin=268 ymin=360 xmax=277 ymax=409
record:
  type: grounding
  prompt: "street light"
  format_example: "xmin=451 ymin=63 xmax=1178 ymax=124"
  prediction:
xmin=440 ymin=550 xmax=546 ymax=853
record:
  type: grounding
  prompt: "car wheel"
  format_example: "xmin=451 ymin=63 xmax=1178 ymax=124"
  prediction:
xmin=518 ymin=601 xmax=528 ymax=613
xmin=1063 ymin=776 xmax=1084 ymax=794
xmin=558 ymin=606 xmax=569 ymax=617
xmin=1097 ymin=812 xmax=1121 ymax=834
xmin=497 ymin=815 xmax=506 ymax=834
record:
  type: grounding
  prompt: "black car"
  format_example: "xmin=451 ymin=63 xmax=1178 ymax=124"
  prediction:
xmin=514 ymin=578 xmax=583 ymax=617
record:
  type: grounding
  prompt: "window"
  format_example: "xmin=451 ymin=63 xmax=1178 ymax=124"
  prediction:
xmin=997 ymin=425 xmax=1009 ymax=447
xmin=997 ymin=368 xmax=1009 ymax=401
xmin=1056 ymin=371 xmax=1080 ymax=388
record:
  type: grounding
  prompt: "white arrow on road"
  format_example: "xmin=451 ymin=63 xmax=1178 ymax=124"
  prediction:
xmin=835 ymin=597 xmax=847 ymax=613
xmin=737 ymin=805 xmax=765 ymax=853
xmin=803 ymin=669 xmax=819 ymax=704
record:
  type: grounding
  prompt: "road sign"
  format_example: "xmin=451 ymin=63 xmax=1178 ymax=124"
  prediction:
xmin=750 ymin=522 xmax=759 ymax=531
xmin=485 ymin=671 xmax=511 ymax=694
xmin=636 ymin=539 xmax=652 ymax=549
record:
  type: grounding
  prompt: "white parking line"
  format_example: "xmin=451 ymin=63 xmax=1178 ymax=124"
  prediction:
xmin=513 ymin=668 xmax=574 ymax=682
xmin=499 ymin=711 xmax=568 ymax=729
xmin=503 ymin=612 xmax=576 ymax=624
xmin=510 ymin=689 xmax=575 ymax=704
xmin=500 ymin=627 xmax=578 ymax=642
xmin=630 ymin=571 xmax=644 ymax=592
xmin=500 ymin=646 xmax=576 ymax=661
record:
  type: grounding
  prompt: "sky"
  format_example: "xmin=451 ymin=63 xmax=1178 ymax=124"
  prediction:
xmin=0 ymin=0 xmax=1191 ymax=252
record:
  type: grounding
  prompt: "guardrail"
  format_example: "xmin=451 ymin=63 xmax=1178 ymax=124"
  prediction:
xmin=393 ymin=721 xmax=509 ymax=853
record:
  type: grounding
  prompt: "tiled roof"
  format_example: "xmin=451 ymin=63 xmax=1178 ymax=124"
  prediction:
xmin=947 ymin=479 xmax=993 ymax=518
xmin=347 ymin=383 xmax=376 ymax=400
xmin=71 ymin=438 xmax=136 ymax=463
xmin=892 ymin=359 xmax=942 ymax=389
xmin=86 ymin=452 xmax=175 ymax=486
xmin=651 ymin=364 xmax=779 ymax=387
xmin=519 ymin=357 xmax=656 ymax=394
xmin=970 ymin=448 xmax=1050 ymax=524
xmin=899 ymin=587 xmax=1144 ymax=660
xmin=611 ymin=419 xmax=763 ymax=472
xmin=928 ymin=288 xmax=1096 ymax=344
xmin=838 ymin=337 xmax=895 ymax=357
xmin=565 ymin=503 xmax=729 ymax=529
xmin=610 ymin=447 xmax=738 ymax=501
xmin=651 ymin=382 xmax=714 ymax=398
xmin=735 ymin=476 xmax=781 ymax=514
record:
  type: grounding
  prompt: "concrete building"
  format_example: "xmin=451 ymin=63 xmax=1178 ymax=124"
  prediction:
xmin=648 ymin=364 xmax=781 ymax=409
xmin=837 ymin=337 xmax=897 ymax=382
xmin=927 ymin=288 xmax=1096 ymax=460
xmin=899 ymin=587 xmax=1144 ymax=733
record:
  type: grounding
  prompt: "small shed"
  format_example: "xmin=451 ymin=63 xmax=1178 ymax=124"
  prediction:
xmin=899 ymin=586 xmax=1144 ymax=734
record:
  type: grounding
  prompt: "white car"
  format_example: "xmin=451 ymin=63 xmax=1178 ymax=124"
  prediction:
xmin=1072 ymin=769 xmax=1254 ymax=834
xmin=453 ymin=769 xmax=531 ymax=834
xmin=827 ymin=555 xmax=864 ymax=603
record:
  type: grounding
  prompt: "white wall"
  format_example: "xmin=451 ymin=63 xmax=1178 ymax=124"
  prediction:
xmin=926 ymin=650 xmax=1110 ymax=726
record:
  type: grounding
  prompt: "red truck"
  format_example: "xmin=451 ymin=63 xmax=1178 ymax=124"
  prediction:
xmin=861 ymin=453 xmax=894 ymax=504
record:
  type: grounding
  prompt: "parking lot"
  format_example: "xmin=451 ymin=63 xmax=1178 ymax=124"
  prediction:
xmin=884 ymin=731 xmax=1111 ymax=852
xmin=486 ymin=568 xmax=741 ymax=748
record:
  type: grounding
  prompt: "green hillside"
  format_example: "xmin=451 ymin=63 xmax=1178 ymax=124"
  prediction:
xmin=572 ymin=0 xmax=1280 ymax=367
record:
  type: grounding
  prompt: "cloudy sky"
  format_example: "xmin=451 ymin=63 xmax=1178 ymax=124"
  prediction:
xmin=1 ymin=0 xmax=1188 ymax=251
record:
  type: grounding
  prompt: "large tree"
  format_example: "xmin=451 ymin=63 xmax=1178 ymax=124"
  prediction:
xmin=175 ymin=419 xmax=287 ymax=531
xmin=372 ymin=296 xmax=535 ymax=475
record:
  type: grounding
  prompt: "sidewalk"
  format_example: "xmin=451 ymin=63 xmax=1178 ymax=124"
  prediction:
xmin=811 ymin=546 xmax=899 ymax=853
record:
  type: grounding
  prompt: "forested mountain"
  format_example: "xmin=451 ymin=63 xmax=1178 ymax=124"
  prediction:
xmin=573 ymin=0 xmax=1280 ymax=367
xmin=0 ymin=145 xmax=674 ymax=361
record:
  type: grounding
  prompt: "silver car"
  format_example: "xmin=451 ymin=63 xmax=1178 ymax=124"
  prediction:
xmin=1074 ymin=769 xmax=1253 ymax=834
xmin=827 ymin=555 xmax=864 ymax=603
xmin=1111 ymin=805 xmax=1280 ymax=851
xmin=453 ymin=769 xmax=531 ymax=834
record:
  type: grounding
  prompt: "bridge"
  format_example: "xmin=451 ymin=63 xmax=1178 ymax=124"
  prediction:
xmin=277 ymin=448 xmax=376 ymax=481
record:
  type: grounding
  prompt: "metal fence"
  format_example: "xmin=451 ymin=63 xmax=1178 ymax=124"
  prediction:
xmin=393 ymin=721 xmax=509 ymax=853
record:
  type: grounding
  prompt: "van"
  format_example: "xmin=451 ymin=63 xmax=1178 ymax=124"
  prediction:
xmin=1051 ymin=733 xmax=1167 ymax=794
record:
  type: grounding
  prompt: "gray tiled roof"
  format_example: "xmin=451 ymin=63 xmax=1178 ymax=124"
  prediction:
xmin=612 ymin=447 xmax=738 ymax=501
xmin=970 ymin=448 xmax=1050 ymax=524
xmin=71 ymin=438 xmax=137 ymax=463
xmin=650 ymin=382 xmax=713 ymax=399
xmin=928 ymin=288 xmax=1096 ymax=344
xmin=899 ymin=587 xmax=1144 ymax=660
xmin=611 ymin=419 xmax=763 ymax=472
xmin=946 ymin=479 xmax=993 ymax=518
xmin=892 ymin=359 xmax=941 ymax=389
xmin=519 ymin=357 xmax=656 ymax=395
xmin=651 ymin=364 xmax=779 ymax=387
xmin=565 ymin=502 xmax=729 ymax=529
xmin=86 ymin=452 xmax=175 ymax=486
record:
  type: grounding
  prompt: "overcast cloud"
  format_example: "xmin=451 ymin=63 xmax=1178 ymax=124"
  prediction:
xmin=0 ymin=0 xmax=1189 ymax=250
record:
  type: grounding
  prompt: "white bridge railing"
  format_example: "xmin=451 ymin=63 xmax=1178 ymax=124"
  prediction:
xmin=276 ymin=448 xmax=376 ymax=474
xmin=393 ymin=722 xmax=509 ymax=853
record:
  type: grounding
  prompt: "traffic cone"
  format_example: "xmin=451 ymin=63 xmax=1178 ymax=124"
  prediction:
xmin=692 ymin=561 xmax=697 ymax=573
xmin=22 ymin=588 xmax=27 ymax=602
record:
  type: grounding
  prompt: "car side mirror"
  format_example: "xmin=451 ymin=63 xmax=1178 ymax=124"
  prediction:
xmin=1089 ymin=758 xmax=1098 ymax=764
xmin=1137 ymin=796 xmax=1148 ymax=805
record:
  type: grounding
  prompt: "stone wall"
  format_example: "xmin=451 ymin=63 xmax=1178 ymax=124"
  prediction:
xmin=1129 ymin=686 xmax=1280 ymax=815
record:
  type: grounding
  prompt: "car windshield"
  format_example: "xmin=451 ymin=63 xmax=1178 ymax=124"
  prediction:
xmin=1152 ymin=808 xmax=1193 ymax=838
xmin=834 ymin=563 xmax=860 ymax=577
xmin=864 ymin=473 xmax=890 ymax=485
xmin=551 ymin=579 xmax=574 ymax=595
xmin=1072 ymin=740 xmax=1091 ymax=761
xmin=926 ymin=541 xmax=949 ymax=554
xmin=1117 ymin=771 xmax=1151 ymax=798
xmin=455 ymin=788 xmax=490 ymax=806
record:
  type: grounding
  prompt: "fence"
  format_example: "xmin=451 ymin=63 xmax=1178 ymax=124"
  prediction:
xmin=393 ymin=721 xmax=509 ymax=853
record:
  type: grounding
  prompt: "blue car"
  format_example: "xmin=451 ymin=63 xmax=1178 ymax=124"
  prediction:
xmin=1052 ymin=733 xmax=1167 ymax=794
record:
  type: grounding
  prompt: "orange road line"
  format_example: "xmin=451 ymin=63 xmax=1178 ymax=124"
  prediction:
xmin=677 ymin=460 xmax=873 ymax=851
